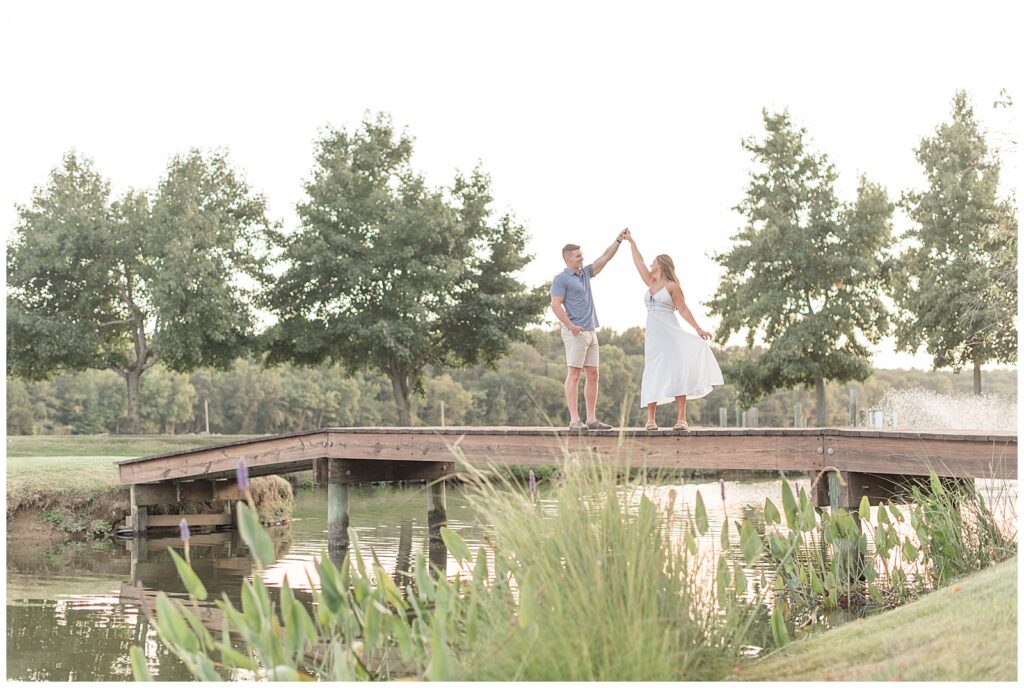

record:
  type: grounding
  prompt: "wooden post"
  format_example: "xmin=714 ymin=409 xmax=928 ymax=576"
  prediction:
xmin=204 ymin=399 xmax=210 ymax=434
xmin=440 ymin=401 xmax=446 ymax=427
xmin=427 ymin=480 xmax=447 ymax=572
xmin=130 ymin=484 xmax=149 ymax=536
xmin=327 ymin=459 xmax=350 ymax=562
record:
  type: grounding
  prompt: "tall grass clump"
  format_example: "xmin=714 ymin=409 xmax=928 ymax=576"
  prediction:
xmin=450 ymin=452 xmax=758 ymax=680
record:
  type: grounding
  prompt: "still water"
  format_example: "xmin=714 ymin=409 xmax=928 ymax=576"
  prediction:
xmin=5 ymin=476 xmax=1014 ymax=680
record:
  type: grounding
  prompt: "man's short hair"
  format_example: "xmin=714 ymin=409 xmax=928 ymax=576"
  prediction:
xmin=562 ymin=243 xmax=581 ymax=258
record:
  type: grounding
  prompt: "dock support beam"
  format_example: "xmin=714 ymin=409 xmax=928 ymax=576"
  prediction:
xmin=130 ymin=485 xmax=149 ymax=536
xmin=327 ymin=459 xmax=351 ymax=561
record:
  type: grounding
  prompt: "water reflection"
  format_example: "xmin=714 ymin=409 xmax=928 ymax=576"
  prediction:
xmin=6 ymin=476 xmax=1016 ymax=680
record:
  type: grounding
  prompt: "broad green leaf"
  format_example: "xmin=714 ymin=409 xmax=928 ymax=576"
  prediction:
xmin=770 ymin=604 xmax=789 ymax=647
xmin=740 ymin=520 xmax=761 ymax=564
xmin=237 ymin=501 xmax=275 ymax=567
xmin=858 ymin=495 xmax=871 ymax=521
xmin=473 ymin=547 xmax=488 ymax=587
xmin=716 ymin=555 xmax=729 ymax=607
xmin=168 ymin=548 xmax=207 ymax=601
xmin=720 ymin=520 xmax=730 ymax=549
xmin=763 ymin=498 xmax=781 ymax=526
xmin=129 ymin=646 xmax=154 ymax=681
xmin=440 ymin=526 xmax=472 ymax=564
xmin=734 ymin=565 xmax=747 ymax=596
xmin=780 ymin=480 xmax=798 ymax=530
xmin=685 ymin=531 xmax=698 ymax=556
xmin=902 ymin=538 xmax=919 ymax=562
xmin=695 ymin=491 xmax=709 ymax=535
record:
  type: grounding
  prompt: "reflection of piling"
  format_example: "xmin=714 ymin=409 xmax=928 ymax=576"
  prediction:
xmin=427 ymin=480 xmax=448 ymax=572
xmin=394 ymin=519 xmax=414 ymax=588
xmin=327 ymin=460 xmax=350 ymax=563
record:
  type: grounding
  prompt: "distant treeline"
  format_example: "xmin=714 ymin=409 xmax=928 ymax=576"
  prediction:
xmin=6 ymin=327 xmax=1016 ymax=436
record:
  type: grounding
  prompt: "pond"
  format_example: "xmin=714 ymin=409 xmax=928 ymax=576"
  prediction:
xmin=5 ymin=475 xmax=1015 ymax=680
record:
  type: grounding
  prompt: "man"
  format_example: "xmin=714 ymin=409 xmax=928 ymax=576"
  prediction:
xmin=550 ymin=231 xmax=627 ymax=430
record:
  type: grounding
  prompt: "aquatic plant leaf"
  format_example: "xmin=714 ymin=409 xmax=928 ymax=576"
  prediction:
xmin=716 ymin=555 xmax=730 ymax=607
xmin=426 ymin=623 xmax=455 ymax=681
xmin=720 ymin=520 xmax=731 ymax=549
xmin=473 ymin=547 xmax=488 ymax=587
xmin=859 ymin=496 xmax=871 ymax=521
xmin=129 ymin=646 xmax=154 ymax=681
xmin=770 ymin=604 xmax=790 ymax=647
xmin=440 ymin=526 xmax=472 ymax=564
xmin=763 ymin=498 xmax=781 ymax=526
xmin=780 ymin=480 xmax=798 ymax=530
xmin=740 ymin=520 xmax=761 ymax=564
xmin=809 ymin=568 xmax=823 ymax=595
xmin=685 ymin=530 xmax=698 ymax=555
xmin=155 ymin=592 xmax=197 ymax=652
xmin=734 ymin=565 xmax=747 ymax=596
xmin=695 ymin=491 xmax=709 ymax=535
xmin=902 ymin=538 xmax=919 ymax=562
xmin=237 ymin=501 xmax=275 ymax=567
xmin=877 ymin=503 xmax=890 ymax=525
xmin=374 ymin=564 xmax=407 ymax=612
xmin=168 ymin=548 xmax=208 ymax=601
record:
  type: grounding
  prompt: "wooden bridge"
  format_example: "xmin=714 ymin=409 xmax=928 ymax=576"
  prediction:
xmin=116 ymin=426 xmax=1017 ymax=538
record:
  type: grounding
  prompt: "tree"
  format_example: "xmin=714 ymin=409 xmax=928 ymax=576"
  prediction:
xmin=708 ymin=110 xmax=894 ymax=425
xmin=7 ymin=151 xmax=273 ymax=432
xmin=894 ymin=91 xmax=1017 ymax=394
xmin=263 ymin=114 xmax=547 ymax=425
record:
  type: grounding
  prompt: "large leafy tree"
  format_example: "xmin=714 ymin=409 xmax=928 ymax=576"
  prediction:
xmin=894 ymin=91 xmax=1017 ymax=394
xmin=708 ymin=110 xmax=894 ymax=425
xmin=7 ymin=150 xmax=272 ymax=432
xmin=263 ymin=114 xmax=547 ymax=425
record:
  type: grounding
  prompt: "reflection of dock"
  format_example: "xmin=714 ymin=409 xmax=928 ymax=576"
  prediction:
xmin=114 ymin=426 xmax=1016 ymax=536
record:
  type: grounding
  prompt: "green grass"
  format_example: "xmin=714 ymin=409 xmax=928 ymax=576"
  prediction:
xmin=736 ymin=556 xmax=1018 ymax=681
xmin=6 ymin=435 xmax=260 ymax=514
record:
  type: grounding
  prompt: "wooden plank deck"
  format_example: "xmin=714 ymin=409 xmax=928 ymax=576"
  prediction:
xmin=115 ymin=426 xmax=1017 ymax=485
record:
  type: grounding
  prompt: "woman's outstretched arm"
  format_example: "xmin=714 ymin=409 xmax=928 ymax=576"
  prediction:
xmin=668 ymin=283 xmax=712 ymax=340
xmin=623 ymin=229 xmax=653 ymax=285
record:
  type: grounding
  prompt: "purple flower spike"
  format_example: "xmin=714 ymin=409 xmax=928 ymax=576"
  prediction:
xmin=719 ymin=478 xmax=726 ymax=502
xmin=236 ymin=458 xmax=250 ymax=492
xmin=179 ymin=518 xmax=191 ymax=542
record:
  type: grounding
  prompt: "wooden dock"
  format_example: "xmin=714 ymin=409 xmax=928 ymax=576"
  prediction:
xmin=115 ymin=426 xmax=1016 ymax=536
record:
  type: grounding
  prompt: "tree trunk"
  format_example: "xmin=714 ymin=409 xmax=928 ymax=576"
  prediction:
xmin=973 ymin=360 xmax=982 ymax=395
xmin=125 ymin=369 xmax=142 ymax=434
xmin=815 ymin=376 xmax=827 ymax=427
xmin=389 ymin=366 xmax=414 ymax=426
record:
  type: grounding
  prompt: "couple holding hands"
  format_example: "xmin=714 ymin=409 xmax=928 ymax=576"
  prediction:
xmin=550 ymin=228 xmax=724 ymax=431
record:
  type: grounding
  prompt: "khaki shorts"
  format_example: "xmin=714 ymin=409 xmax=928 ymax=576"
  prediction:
xmin=561 ymin=326 xmax=599 ymax=368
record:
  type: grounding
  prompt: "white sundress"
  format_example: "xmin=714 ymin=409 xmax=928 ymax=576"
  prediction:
xmin=640 ymin=286 xmax=724 ymax=407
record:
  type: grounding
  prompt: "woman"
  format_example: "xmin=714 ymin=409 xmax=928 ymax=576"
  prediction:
xmin=622 ymin=228 xmax=723 ymax=431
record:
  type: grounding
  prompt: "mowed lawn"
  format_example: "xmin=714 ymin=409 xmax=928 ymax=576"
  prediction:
xmin=6 ymin=435 xmax=261 ymax=508
xmin=736 ymin=556 xmax=1018 ymax=681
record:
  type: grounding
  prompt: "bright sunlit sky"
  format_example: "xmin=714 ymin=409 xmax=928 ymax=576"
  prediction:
xmin=1 ymin=0 xmax=1018 ymax=370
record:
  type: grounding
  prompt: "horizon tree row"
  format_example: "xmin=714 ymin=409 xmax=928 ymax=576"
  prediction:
xmin=6 ymin=93 xmax=1017 ymax=431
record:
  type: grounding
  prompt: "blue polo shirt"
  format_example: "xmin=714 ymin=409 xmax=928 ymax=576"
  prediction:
xmin=551 ymin=264 xmax=599 ymax=330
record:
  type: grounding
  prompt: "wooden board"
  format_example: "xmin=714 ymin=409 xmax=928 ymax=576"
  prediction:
xmin=116 ymin=427 xmax=1017 ymax=486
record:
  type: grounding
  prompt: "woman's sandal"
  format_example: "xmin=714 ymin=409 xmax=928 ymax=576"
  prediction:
xmin=645 ymin=422 xmax=659 ymax=431
xmin=673 ymin=421 xmax=689 ymax=431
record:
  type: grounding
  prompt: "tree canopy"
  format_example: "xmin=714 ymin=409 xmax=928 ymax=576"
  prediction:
xmin=893 ymin=91 xmax=1017 ymax=393
xmin=262 ymin=114 xmax=548 ymax=424
xmin=7 ymin=150 xmax=273 ymax=431
xmin=707 ymin=110 xmax=894 ymax=424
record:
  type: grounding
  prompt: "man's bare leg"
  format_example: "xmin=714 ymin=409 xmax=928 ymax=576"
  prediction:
xmin=583 ymin=366 xmax=599 ymax=423
xmin=564 ymin=366 xmax=583 ymax=423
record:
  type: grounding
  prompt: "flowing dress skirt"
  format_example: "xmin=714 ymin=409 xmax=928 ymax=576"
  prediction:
xmin=640 ymin=288 xmax=724 ymax=406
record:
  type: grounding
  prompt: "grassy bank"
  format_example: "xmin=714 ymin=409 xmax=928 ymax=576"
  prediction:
xmin=736 ymin=556 xmax=1018 ymax=681
xmin=6 ymin=434 xmax=289 ymax=540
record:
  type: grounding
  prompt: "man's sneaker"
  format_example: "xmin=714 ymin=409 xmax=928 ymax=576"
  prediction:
xmin=586 ymin=419 xmax=612 ymax=430
xmin=568 ymin=420 xmax=588 ymax=431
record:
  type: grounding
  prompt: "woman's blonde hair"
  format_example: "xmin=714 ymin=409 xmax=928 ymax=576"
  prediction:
xmin=655 ymin=254 xmax=678 ymax=283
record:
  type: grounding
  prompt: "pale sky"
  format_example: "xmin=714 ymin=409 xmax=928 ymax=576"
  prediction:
xmin=1 ymin=0 xmax=1018 ymax=370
